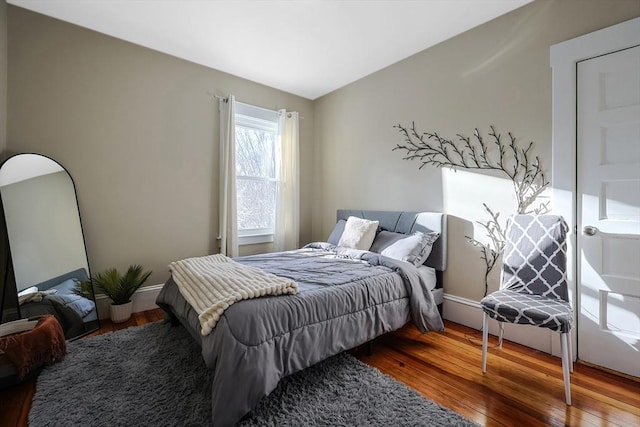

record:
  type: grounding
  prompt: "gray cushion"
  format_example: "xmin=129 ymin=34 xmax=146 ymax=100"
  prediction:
xmin=326 ymin=219 xmax=346 ymax=245
xmin=370 ymin=230 xmax=439 ymax=266
xmin=480 ymin=289 xmax=572 ymax=333
xmin=48 ymin=279 xmax=96 ymax=318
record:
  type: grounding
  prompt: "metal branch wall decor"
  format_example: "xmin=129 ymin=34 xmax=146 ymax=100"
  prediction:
xmin=393 ymin=123 xmax=550 ymax=296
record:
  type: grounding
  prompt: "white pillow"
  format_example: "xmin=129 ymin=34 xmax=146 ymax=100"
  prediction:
xmin=337 ymin=216 xmax=379 ymax=250
xmin=17 ymin=286 xmax=39 ymax=297
xmin=379 ymin=231 xmax=439 ymax=266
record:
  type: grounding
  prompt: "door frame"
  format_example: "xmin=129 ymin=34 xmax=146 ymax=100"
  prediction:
xmin=550 ymin=17 xmax=640 ymax=359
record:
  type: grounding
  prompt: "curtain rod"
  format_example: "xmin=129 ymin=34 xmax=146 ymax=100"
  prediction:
xmin=206 ymin=91 xmax=303 ymax=119
xmin=207 ymin=92 xmax=227 ymax=101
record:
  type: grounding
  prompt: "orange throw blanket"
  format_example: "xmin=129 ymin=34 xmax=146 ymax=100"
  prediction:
xmin=0 ymin=315 xmax=67 ymax=378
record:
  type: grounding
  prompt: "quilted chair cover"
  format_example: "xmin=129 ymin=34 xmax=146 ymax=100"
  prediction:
xmin=481 ymin=215 xmax=572 ymax=333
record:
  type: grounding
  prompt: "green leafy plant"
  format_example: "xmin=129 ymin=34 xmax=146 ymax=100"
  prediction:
xmin=75 ymin=264 xmax=152 ymax=305
xmin=72 ymin=280 xmax=95 ymax=300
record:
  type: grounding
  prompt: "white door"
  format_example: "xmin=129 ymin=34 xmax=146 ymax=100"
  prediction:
xmin=577 ymin=45 xmax=640 ymax=378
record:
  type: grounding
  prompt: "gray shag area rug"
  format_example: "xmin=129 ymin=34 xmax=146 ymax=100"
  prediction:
xmin=30 ymin=321 xmax=477 ymax=426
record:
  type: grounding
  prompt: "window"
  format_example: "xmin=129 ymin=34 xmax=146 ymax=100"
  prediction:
xmin=235 ymin=102 xmax=279 ymax=245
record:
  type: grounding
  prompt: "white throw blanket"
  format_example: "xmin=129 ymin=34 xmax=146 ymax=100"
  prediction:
xmin=169 ymin=254 xmax=298 ymax=336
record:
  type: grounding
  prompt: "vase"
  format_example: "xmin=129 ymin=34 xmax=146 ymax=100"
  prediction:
xmin=110 ymin=301 xmax=133 ymax=323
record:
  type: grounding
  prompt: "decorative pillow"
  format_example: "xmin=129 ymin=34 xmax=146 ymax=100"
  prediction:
xmin=46 ymin=294 xmax=96 ymax=319
xmin=370 ymin=230 xmax=405 ymax=253
xmin=17 ymin=286 xmax=39 ymax=304
xmin=49 ymin=279 xmax=96 ymax=318
xmin=48 ymin=278 xmax=83 ymax=296
xmin=371 ymin=230 xmax=439 ymax=266
xmin=17 ymin=286 xmax=38 ymax=297
xmin=327 ymin=219 xmax=346 ymax=245
xmin=337 ymin=216 xmax=379 ymax=250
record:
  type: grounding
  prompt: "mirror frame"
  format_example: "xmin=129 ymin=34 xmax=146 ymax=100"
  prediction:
xmin=0 ymin=153 xmax=99 ymax=340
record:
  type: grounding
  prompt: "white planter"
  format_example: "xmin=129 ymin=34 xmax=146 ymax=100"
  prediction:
xmin=110 ymin=301 xmax=133 ymax=323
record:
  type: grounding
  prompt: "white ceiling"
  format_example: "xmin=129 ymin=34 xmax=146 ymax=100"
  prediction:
xmin=8 ymin=0 xmax=532 ymax=100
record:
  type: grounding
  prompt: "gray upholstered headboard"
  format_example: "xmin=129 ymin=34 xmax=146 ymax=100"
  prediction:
xmin=336 ymin=210 xmax=447 ymax=271
xmin=34 ymin=268 xmax=89 ymax=291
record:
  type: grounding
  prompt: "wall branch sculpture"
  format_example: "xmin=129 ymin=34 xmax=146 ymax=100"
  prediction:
xmin=393 ymin=123 xmax=550 ymax=296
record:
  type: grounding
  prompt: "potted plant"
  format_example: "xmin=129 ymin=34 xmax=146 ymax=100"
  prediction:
xmin=76 ymin=264 xmax=151 ymax=323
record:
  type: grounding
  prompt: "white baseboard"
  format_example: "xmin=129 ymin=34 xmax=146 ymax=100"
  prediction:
xmin=443 ymin=293 xmax=557 ymax=356
xmin=96 ymin=284 xmax=164 ymax=320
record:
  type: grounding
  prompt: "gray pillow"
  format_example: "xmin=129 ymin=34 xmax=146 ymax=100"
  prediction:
xmin=49 ymin=278 xmax=96 ymax=318
xmin=370 ymin=230 xmax=439 ymax=266
xmin=327 ymin=219 xmax=346 ymax=245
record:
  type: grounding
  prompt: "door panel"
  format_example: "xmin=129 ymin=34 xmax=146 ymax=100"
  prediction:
xmin=577 ymin=45 xmax=640 ymax=377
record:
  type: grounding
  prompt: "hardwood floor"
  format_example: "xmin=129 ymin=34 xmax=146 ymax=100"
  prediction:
xmin=1 ymin=308 xmax=638 ymax=426
xmin=355 ymin=323 xmax=640 ymax=427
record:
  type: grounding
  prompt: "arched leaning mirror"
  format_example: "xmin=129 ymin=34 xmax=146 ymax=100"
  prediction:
xmin=0 ymin=154 xmax=98 ymax=339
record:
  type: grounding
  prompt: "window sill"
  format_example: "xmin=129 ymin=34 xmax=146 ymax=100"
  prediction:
xmin=238 ymin=233 xmax=274 ymax=246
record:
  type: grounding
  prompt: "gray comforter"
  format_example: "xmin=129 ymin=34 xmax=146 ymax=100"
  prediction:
xmin=156 ymin=243 xmax=444 ymax=426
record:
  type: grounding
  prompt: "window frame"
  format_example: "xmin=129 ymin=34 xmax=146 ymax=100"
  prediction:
xmin=234 ymin=102 xmax=280 ymax=246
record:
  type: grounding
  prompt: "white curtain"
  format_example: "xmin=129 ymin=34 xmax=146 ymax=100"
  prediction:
xmin=219 ymin=95 xmax=239 ymax=257
xmin=274 ymin=110 xmax=300 ymax=251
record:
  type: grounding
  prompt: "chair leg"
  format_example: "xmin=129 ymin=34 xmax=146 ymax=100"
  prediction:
xmin=568 ymin=332 xmax=574 ymax=373
xmin=482 ymin=311 xmax=489 ymax=373
xmin=498 ymin=321 xmax=504 ymax=349
xmin=560 ymin=332 xmax=572 ymax=405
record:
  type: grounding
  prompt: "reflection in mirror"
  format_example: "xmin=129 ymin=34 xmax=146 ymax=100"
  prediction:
xmin=0 ymin=154 xmax=99 ymax=340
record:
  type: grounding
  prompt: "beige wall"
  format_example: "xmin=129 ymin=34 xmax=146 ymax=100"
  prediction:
xmin=313 ymin=0 xmax=640 ymax=301
xmin=0 ymin=0 xmax=6 ymax=153
xmin=4 ymin=1 xmax=639 ymax=298
xmin=6 ymin=6 xmax=314 ymax=286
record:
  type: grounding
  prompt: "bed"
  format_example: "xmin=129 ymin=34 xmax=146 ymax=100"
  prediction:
xmin=19 ymin=268 xmax=98 ymax=340
xmin=156 ymin=210 xmax=447 ymax=426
